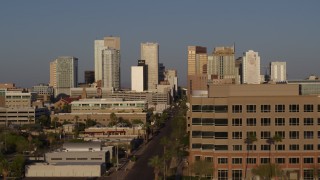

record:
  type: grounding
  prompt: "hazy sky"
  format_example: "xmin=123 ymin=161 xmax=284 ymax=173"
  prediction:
xmin=1 ymin=1 xmax=320 ymax=88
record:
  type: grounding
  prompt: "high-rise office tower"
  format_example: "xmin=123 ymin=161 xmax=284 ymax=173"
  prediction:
xmin=141 ymin=42 xmax=159 ymax=91
xmin=242 ymin=50 xmax=261 ymax=84
xmin=94 ymin=36 xmax=120 ymax=84
xmin=102 ymin=48 xmax=120 ymax=90
xmin=84 ymin=71 xmax=95 ymax=84
xmin=50 ymin=56 xmax=78 ymax=97
xmin=270 ymin=61 xmax=286 ymax=82
xmin=131 ymin=60 xmax=147 ymax=92
xmin=158 ymin=63 xmax=165 ymax=82
xmin=187 ymin=46 xmax=207 ymax=76
xmin=207 ymin=45 xmax=240 ymax=84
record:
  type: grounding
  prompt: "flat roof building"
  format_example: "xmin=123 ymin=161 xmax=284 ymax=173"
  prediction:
xmin=188 ymin=84 xmax=320 ymax=179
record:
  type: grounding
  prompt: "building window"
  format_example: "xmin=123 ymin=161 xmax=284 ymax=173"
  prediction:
xmin=202 ymin=105 xmax=215 ymax=112
xmin=215 ymin=105 xmax=228 ymax=113
xmin=192 ymin=131 xmax=202 ymax=138
xmin=289 ymin=131 xmax=299 ymax=139
xmin=275 ymin=118 xmax=285 ymax=126
xmin=304 ymin=131 xmax=314 ymax=139
xmin=202 ymin=144 xmax=215 ymax=150
xmin=246 ymin=158 xmax=256 ymax=164
xmin=276 ymin=144 xmax=285 ymax=151
xmin=246 ymin=145 xmax=256 ymax=151
xmin=192 ymin=105 xmax=202 ymax=112
xmin=261 ymin=105 xmax=271 ymax=113
xmin=246 ymin=118 xmax=256 ymax=126
xmin=261 ymin=118 xmax=271 ymax=126
xmin=318 ymin=118 xmax=320 ymax=125
xmin=218 ymin=170 xmax=228 ymax=180
xmin=232 ymin=132 xmax=242 ymax=139
xmin=246 ymin=105 xmax=256 ymax=113
xmin=318 ymin=131 xmax=320 ymax=139
xmin=304 ymin=170 xmax=314 ymax=180
xmin=247 ymin=131 xmax=257 ymax=137
xmin=261 ymin=145 xmax=271 ymax=151
xmin=218 ymin=158 xmax=228 ymax=164
xmin=275 ymin=131 xmax=285 ymax=139
xmin=51 ymin=158 xmax=62 ymax=160
xmin=202 ymin=118 xmax=214 ymax=125
xmin=232 ymin=170 xmax=242 ymax=180
xmin=192 ymin=144 xmax=201 ymax=149
xmin=289 ymin=104 xmax=299 ymax=112
xmin=261 ymin=131 xmax=271 ymax=139
xmin=289 ymin=157 xmax=299 ymax=164
xmin=304 ymin=104 xmax=313 ymax=112
xmin=232 ymin=118 xmax=242 ymax=126
xmin=260 ymin=158 xmax=270 ymax=164
xmin=215 ymin=145 xmax=228 ymax=151
xmin=232 ymin=105 xmax=242 ymax=113
xmin=233 ymin=145 xmax=242 ymax=151
xmin=289 ymin=118 xmax=299 ymax=126
xmin=192 ymin=118 xmax=201 ymax=125
xmin=275 ymin=104 xmax=285 ymax=112
xmin=304 ymin=144 xmax=314 ymax=150
xmin=276 ymin=158 xmax=285 ymax=164
xmin=204 ymin=157 xmax=213 ymax=162
xmin=215 ymin=119 xmax=228 ymax=126
xmin=289 ymin=144 xmax=299 ymax=150
xmin=195 ymin=156 xmax=201 ymax=161
xmin=304 ymin=157 xmax=314 ymax=164
xmin=232 ymin=158 xmax=242 ymax=164
xmin=304 ymin=118 xmax=314 ymax=126
xmin=202 ymin=131 xmax=215 ymax=138
xmin=318 ymin=104 xmax=320 ymax=112
xmin=215 ymin=132 xmax=228 ymax=139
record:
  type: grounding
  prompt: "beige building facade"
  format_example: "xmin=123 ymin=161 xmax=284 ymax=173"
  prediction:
xmin=188 ymin=84 xmax=320 ymax=179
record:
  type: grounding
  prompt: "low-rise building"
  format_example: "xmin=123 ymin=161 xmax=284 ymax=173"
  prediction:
xmin=25 ymin=142 xmax=111 ymax=178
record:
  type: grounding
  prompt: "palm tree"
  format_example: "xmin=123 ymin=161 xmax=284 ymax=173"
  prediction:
xmin=148 ymin=155 xmax=162 ymax=180
xmin=0 ymin=159 xmax=9 ymax=180
xmin=268 ymin=134 xmax=282 ymax=178
xmin=160 ymin=137 xmax=171 ymax=179
xmin=244 ymin=133 xmax=257 ymax=179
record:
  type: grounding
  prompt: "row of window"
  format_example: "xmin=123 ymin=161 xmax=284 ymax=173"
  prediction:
xmin=194 ymin=169 xmax=319 ymax=180
xmin=192 ymin=104 xmax=319 ymax=113
xmin=192 ymin=130 xmax=320 ymax=140
xmin=192 ymin=144 xmax=320 ymax=151
xmin=192 ymin=117 xmax=320 ymax=126
xmin=195 ymin=156 xmax=319 ymax=164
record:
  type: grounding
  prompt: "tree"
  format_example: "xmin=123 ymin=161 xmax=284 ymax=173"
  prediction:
xmin=252 ymin=163 xmax=283 ymax=180
xmin=9 ymin=154 xmax=25 ymax=178
xmin=191 ymin=160 xmax=214 ymax=179
xmin=85 ymin=119 xmax=97 ymax=128
xmin=38 ymin=115 xmax=50 ymax=127
xmin=0 ymin=158 xmax=9 ymax=180
xmin=267 ymin=133 xmax=282 ymax=179
xmin=148 ymin=155 xmax=163 ymax=180
xmin=244 ymin=132 xmax=258 ymax=179
xmin=108 ymin=113 xmax=118 ymax=127
xmin=47 ymin=133 xmax=56 ymax=149
xmin=132 ymin=119 xmax=144 ymax=125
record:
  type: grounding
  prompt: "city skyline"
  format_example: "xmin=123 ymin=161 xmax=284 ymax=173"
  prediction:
xmin=0 ymin=1 xmax=320 ymax=88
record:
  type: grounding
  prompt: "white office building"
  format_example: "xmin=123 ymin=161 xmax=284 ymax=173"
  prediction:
xmin=242 ymin=50 xmax=261 ymax=84
xmin=141 ymin=42 xmax=159 ymax=91
xmin=270 ymin=61 xmax=287 ymax=82
xmin=131 ymin=66 xmax=144 ymax=92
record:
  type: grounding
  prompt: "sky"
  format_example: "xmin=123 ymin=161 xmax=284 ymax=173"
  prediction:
xmin=0 ymin=1 xmax=320 ymax=88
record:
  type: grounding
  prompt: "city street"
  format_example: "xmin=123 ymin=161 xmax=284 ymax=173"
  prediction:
xmin=107 ymin=118 xmax=172 ymax=180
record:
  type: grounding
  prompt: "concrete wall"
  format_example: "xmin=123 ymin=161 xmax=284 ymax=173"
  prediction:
xmin=25 ymin=163 xmax=104 ymax=177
